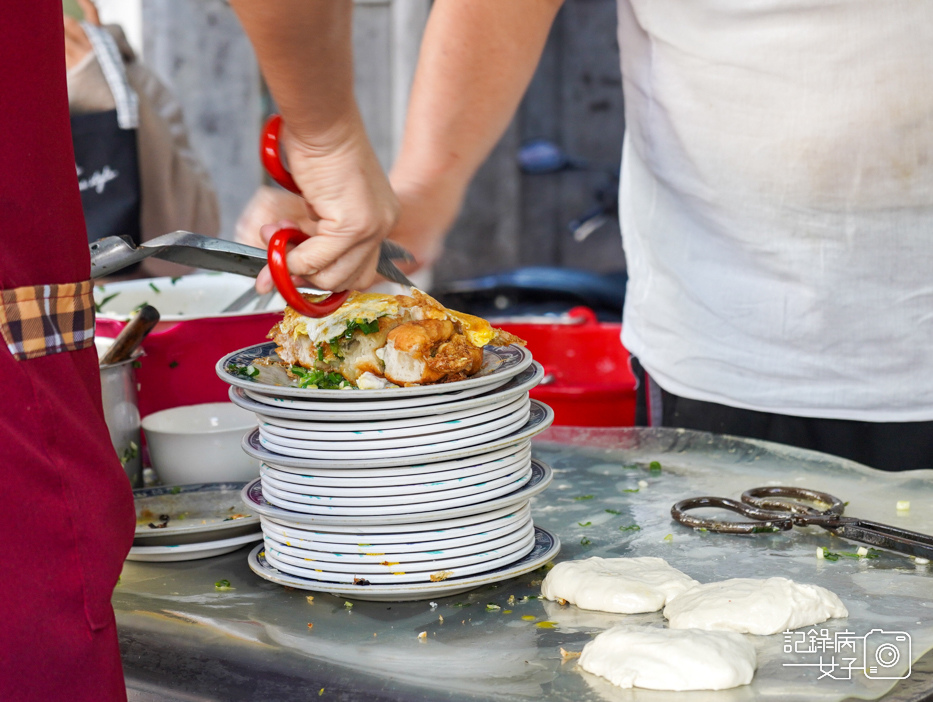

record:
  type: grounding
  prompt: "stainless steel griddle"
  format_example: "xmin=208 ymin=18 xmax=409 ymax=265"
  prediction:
xmin=114 ymin=427 xmax=933 ymax=702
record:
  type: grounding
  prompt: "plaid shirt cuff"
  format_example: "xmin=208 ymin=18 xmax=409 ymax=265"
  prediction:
xmin=0 ymin=281 xmax=96 ymax=361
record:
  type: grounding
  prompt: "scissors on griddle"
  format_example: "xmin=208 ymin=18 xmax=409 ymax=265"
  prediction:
xmin=259 ymin=114 xmax=417 ymax=318
xmin=671 ymin=486 xmax=933 ymax=560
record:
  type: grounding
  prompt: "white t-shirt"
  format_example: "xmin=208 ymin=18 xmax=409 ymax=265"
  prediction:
xmin=616 ymin=0 xmax=933 ymax=421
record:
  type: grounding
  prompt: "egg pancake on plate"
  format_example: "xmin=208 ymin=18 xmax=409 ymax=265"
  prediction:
xmin=269 ymin=289 xmax=524 ymax=388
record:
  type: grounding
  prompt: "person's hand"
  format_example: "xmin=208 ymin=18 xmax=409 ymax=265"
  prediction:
xmin=235 ymin=186 xmax=313 ymax=249
xmin=252 ymin=116 xmax=399 ymax=295
xmin=238 ymin=169 xmax=461 ymax=285
xmin=63 ymin=0 xmax=100 ymax=71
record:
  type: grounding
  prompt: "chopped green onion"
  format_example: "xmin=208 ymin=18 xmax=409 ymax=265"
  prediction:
xmin=333 ymin=318 xmax=381 ymax=344
xmin=119 ymin=442 xmax=138 ymax=466
xmin=293 ymin=367 xmax=349 ymax=389
xmin=214 ymin=579 xmax=233 ymax=591
xmin=649 ymin=461 xmax=662 ymax=472
xmin=623 ymin=488 xmax=639 ymax=493
xmin=317 ymin=345 xmax=325 ymax=362
xmin=580 ymin=537 xmax=592 ymax=546
xmin=485 ymin=603 xmax=501 ymax=612
xmin=573 ymin=495 xmax=594 ymax=501
xmin=820 ymin=546 xmax=880 ymax=561
xmin=577 ymin=521 xmax=592 ymax=527
xmin=148 ymin=282 xmax=160 ymax=293
xmin=94 ymin=292 xmax=120 ymax=313
xmin=604 ymin=509 xmax=621 ymax=515
xmin=619 ymin=524 xmax=641 ymax=532
xmin=662 ymin=534 xmax=674 ymax=543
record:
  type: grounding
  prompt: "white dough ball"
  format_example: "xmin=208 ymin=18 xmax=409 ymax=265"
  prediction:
xmin=663 ymin=576 xmax=848 ymax=635
xmin=579 ymin=625 xmax=757 ymax=691
xmin=541 ymin=556 xmax=699 ymax=614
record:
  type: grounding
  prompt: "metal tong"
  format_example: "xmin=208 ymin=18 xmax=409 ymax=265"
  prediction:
xmin=672 ymin=486 xmax=933 ymax=560
xmin=90 ymin=231 xmax=414 ymax=286
xmin=91 ymin=231 xmax=276 ymax=280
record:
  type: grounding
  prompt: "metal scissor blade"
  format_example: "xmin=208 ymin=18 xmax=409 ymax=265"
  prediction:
xmin=379 ymin=239 xmax=416 ymax=263
xmin=376 ymin=253 xmax=416 ymax=288
xmin=833 ymin=519 xmax=933 ymax=560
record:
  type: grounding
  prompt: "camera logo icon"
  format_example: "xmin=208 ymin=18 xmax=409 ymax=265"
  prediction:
xmin=863 ymin=629 xmax=911 ymax=679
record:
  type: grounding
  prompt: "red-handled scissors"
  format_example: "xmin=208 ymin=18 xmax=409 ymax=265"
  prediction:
xmin=259 ymin=115 xmax=416 ymax=318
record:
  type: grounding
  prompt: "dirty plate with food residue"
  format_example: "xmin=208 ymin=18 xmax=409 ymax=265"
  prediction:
xmin=133 ymin=482 xmax=260 ymax=546
xmin=127 ymin=531 xmax=263 ymax=562
xmin=247 ymin=526 xmax=560 ymax=601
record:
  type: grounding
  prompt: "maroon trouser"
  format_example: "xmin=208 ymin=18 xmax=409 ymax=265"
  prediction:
xmin=0 ymin=5 xmax=135 ymax=701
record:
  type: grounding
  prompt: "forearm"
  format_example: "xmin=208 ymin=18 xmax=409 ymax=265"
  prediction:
xmin=392 ymin=0 xmax=564 ymax=193
xmin=229 ymin=0 xmax=359 ymax=144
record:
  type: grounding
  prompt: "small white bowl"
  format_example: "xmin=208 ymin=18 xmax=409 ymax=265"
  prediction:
xmin=142 ymin=402 xmax=259 ymax=485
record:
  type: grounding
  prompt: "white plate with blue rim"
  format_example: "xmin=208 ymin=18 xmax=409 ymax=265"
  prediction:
xmin=247 ymin=527 xmax=560 ymax=601
xmin=257 ymin=402 xmax=530 ymax=455
xmin=257 ymin=393 xmax=528 ymax=440
xmin=264 ymin=529 xmax=536 ymax=585
xmin=229 ymin=362 xmax=544 ymax=421
xmin=259 ymin=442 xmax=531 ymax=480
xmin=260 ymin=507 xmax=532 ymax=554
xmin=263 ymin=523 xmax=535 ymax=576
xmin=127 ymin=531 xmax=262 ymax=562
xmin=243 ymin=400 xmax=552 ymax=468
xmin=258 ymin=444 xmax=531 ymax=488
xmin=132 ymin=482 xmax=259 ymax=546
xmin=263 ymin=519 xmax=533 ymax=566
xmin=259 ymin=463 xmax=531 ymax=509
xmin=248 ymin=527 xmax=560 ymax=602
xmin=217 ymin=342 xmax=532 ymax=401
xmin=259 ymin=455 xmax=530 ymax=498
xmin=241 ymin=458 xmax=552 ymax=526
xmin=261 ymin=466 xmax=532 ymax=515
xmin=258 ymin=502 xmax=532 ymax=543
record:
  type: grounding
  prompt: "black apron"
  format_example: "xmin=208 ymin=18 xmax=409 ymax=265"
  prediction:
xmin=71 ymin=107 xmax=142 ymax=245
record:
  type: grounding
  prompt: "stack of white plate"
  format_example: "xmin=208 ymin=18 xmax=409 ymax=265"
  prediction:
xmin=217 ymin=341 xmax=560 ymax=601
xmin=129 ymin=483 xmax=262 ymax=562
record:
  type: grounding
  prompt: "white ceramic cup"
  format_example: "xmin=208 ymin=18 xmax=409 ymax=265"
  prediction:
xmin=142 ymin=402 xmax=259 ymax=485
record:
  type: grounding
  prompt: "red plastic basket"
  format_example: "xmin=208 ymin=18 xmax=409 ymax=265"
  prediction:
xmin=496 ymin=307 xmax=636 ymax=427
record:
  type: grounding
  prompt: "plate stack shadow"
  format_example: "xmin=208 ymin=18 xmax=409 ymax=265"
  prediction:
xmin=217 ymin=341 xmax=560 ymax=601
